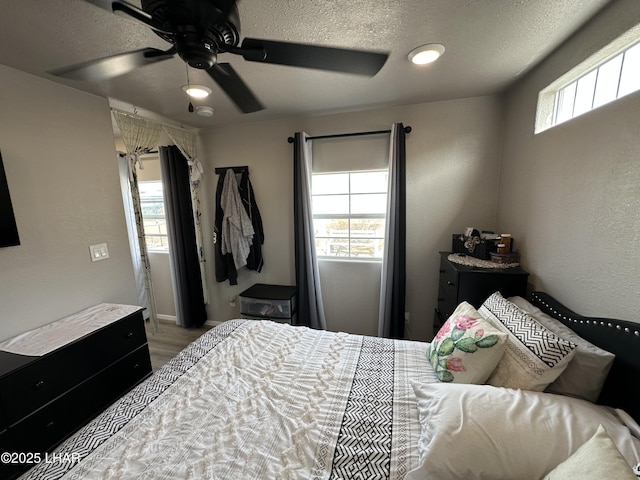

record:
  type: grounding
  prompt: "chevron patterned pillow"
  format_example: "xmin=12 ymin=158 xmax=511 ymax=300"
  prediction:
xmin=479 ymin=292 xmax=578 ymax=391
xmin=509 ymin=295 xmax=615 ymax=402
xmin=427 ymin=301 xmax=508 ymax=384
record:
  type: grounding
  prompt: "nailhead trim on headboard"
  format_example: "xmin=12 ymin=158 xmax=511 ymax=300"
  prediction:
xmin=531 ymin=292 xmax=640 ymax=337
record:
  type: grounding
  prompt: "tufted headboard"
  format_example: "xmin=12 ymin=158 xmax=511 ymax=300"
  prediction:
xmin=531 ymin=291 xmax=640 ymax=422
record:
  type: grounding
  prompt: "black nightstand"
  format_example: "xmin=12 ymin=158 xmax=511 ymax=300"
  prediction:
xmin=434 ymin=252 xmax=529 ymax=337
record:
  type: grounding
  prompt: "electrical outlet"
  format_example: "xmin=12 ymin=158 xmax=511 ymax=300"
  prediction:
xmin=404 ymin=312 xmax=410 ymax=325
xmin=228 ymin=295 xmax=236 ymax=307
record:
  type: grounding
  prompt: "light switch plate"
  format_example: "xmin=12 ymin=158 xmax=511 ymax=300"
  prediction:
xmin=89 ymin=243 xmax=110 ymax=262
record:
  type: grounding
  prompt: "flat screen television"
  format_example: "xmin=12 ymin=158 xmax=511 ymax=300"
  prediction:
xmin=0 ymin=150 xmax=20 ymax=247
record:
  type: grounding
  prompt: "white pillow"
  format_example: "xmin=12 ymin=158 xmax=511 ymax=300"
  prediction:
xmin=479 ymin=292 xmax=577 ymax=391
xmin=543 ymin=425 xmax=638 ymax=480
xmin=407 ymin=382 xmax=640 ymax=480
xmin=509 ymin=295 xmax=615 ymax=402
xmin=427 ymin=302 xmax=508 ymax=384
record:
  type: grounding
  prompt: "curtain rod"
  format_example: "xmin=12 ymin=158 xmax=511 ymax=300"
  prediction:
xmin=110 ymin=107 xmax=195 ymax=132
xmin=287 ymin=126 xmax=411 ymax=143
xmin=117 ymin=149 xmax=158 ymax=157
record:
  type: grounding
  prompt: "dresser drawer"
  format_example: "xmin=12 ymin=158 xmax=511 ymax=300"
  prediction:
xmin=434 ymin=252 xmax=530 ymax=340
xmin=0 ymin=428 xmax=21 ymax=480
xmin=0 ymin=409 xmax=7 ymax=430
xmin=0 ymin=312 xmax=145 ymax=425
xmin=9 ymin=344 xmax=151 ymax=456
xmin=436 ymin=282 xmax=458 ymax=320
xmin=438 ymin=255 xmax=458 ymax=291
xmin=457 ymin=271 xmax=529 ymax=308
xmin=437 ymin=255 xmax=459 ymax=319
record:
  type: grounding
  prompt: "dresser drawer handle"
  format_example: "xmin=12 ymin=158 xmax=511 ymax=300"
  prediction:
xmin=133 ymin=363 xmax=140 ymax=369
xmin=125 ymin=332 xmax=134 ymax=338
xmin=439 ymin=269 xmax=446 ymax=273
xmin=34 ymin=380 xmax=45 ymax=389
xmin=45 ymin=421 xmax=55 ymax=429
xmin=447 ymin=281 xmax=455 ymax=286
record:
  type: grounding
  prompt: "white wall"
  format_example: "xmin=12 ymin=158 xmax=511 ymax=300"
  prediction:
xmin=498 ymin=0 xmax=640 ymax=321
xmin=199 ymin=95 xmax=504 ymax=340
xmin=0 ymin=65 xmax=138 ymax=341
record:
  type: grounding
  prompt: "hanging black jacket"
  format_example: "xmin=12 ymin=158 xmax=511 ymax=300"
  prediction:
xmin=214 ymin=169 xmax=264 ymax=285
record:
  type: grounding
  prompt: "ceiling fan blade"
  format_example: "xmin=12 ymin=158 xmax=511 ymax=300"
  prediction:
xmin=49 ymin=47 xmax=176 ymax=82
xmin=240 ymin=38 xmax=389 ymax=76
xmin=83 ymin=0 xmax=172 ymax=35
xmin=82 ymin=0 xmax=123 ymax=13
xmin=207 ymin=63 xmax=264 ymax=113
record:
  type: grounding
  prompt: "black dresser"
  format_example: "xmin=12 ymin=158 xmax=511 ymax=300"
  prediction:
xmin=434 ymin=252 xmax=529 ymax=337
xmin=0 ymin=306 xmax=152 ymax=479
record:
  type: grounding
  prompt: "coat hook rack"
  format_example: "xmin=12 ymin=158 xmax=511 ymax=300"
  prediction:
xmin=215 ymin=166 xmax=249 ymax=174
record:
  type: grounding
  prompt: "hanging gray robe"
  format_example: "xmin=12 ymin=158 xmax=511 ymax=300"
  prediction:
xmin=220 ymin=169 xmax=255 ymax=269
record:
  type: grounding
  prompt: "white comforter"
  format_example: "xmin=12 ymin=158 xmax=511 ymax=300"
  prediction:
xmin=22 ymin=320 xmax=435 ymax=480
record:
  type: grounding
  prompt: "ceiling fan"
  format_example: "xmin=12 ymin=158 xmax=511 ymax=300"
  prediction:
xmin=50 ymin=0 xmax=390 ymax=114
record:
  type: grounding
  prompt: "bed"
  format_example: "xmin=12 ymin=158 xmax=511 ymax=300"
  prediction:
xmin=16 ymin=291 xmax=640 ymax=480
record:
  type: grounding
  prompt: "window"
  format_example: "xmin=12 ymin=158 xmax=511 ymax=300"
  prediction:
xmin=536 ymin=27 xmax=640 ymax=133
xmin=553 ymin=42 xmax=640 ymax=125
xmin=138 ymin=181 xmax=169 ymax=251
xmin=312 ymin=171 xmax=387 ymax=260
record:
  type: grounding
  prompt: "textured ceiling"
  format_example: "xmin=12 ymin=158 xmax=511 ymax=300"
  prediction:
xmin=0 ymin=0 xmax=611 ymax=128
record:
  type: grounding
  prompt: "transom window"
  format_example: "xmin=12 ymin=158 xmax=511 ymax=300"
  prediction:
xmin=536 ymin=26 xmax=640 ymax=133
xmin=138 ymin=181 xmax=169 ymax=251
xmin=312 ymin=171 xmax=388 ymax=260
xmin=554 ymin=40 xmax=640 ymax=125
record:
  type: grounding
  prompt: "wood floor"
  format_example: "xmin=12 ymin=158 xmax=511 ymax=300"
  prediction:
xmin=144 ymin=319 xmax=212 ymax=371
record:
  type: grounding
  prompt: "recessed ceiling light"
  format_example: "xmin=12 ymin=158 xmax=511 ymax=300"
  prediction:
xmin=195 ymin=105 xmax=214 ymax=117
xmin=182 ymin=85 xmax=212 ymax=98
xmin=408 ymin=44 xmax=445 ymax=65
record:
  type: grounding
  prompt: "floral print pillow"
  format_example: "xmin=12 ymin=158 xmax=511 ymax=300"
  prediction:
xmin=428 ymin=302 xmax=508 ymax=384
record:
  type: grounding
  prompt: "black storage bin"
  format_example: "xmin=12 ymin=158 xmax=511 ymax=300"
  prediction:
xmin=451 ymin=233 xmax=500 ymax=260
xmin=239 ymin=284 xmax=297 ymax=324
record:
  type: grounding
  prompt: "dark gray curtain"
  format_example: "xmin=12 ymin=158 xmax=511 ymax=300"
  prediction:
xmin=159 ymin=145 xmax=207 ymax=328
xmin=378 ymin=123 xmax=407 ymax=338
xmin=293 ymin=132 xmax=327 ymax=330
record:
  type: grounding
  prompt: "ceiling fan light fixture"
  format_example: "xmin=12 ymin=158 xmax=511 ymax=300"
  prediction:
xmin=408 ymin=44 xmax=445 ymax=65
xmin=195 ymin=105 xmax=215 ymax=117
xmin=182 ymin=84 xmax=212 ymax=98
